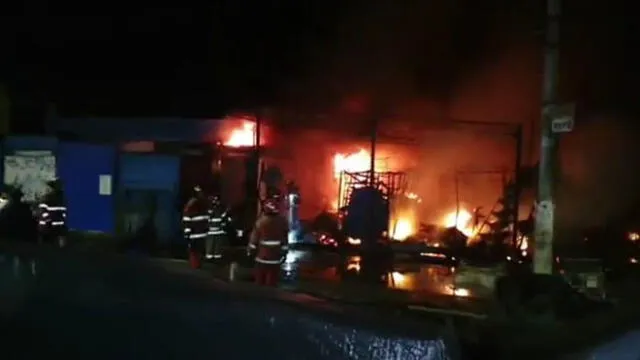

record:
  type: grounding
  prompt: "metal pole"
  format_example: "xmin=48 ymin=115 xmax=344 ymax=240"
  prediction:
xmin=455 ymin=172 xmax=460 ymax=228
xmin=511 ymin=124 xmax=523 ymax=248
xmin=533 ymin=0 xmax=561 ymax=275
xmin=255 ymin=113 xmax=262 ymax=218
xmin=367 ymin=116 xmax=377 ymax=249
xmin=369 ymin=117 xmax=377 ymax=187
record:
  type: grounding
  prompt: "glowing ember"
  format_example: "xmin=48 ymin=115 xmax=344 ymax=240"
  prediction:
xmin=391 ymin=217 xmax=414 ymax=240
xmin=443 ymin=209 xmax=474 ymax=237
xmin=224 ymin=121 xmax=256 ymax=147
xmin=333 ymin=149 xmax=372 ymax=179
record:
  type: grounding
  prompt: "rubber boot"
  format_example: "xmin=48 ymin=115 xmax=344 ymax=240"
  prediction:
xmin=189 ymin=250 xmax=201 ymax=269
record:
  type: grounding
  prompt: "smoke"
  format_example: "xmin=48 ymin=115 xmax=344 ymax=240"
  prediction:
xmin=556 ymin=116 xmax=640 ymax=230
xmin=407 ymin=130 xmax=514 ymax=224
xmin=263 ymin=1 xmax=637 ymax=231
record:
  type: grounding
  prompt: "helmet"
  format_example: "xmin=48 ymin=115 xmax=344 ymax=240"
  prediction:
xmin=263 ymin=198 xmax=279 ymax=214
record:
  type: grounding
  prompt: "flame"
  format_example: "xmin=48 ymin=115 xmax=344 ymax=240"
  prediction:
xmin=405 ymin=192 xmax=422 ymax=203
xmin=442 ymin=209 xmax=474 ymax=237
xmin=391 ymin=217 xmax=414 ymax=240
xmin=224 ymin=121 xmax=256 ymax=147
xmin=332 ymin=148 xmax=417 ymax=240
xmin=333 ymin=149 xmax=373 ymax=179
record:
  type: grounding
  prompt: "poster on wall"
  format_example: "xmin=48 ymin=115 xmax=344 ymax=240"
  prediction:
xmin=4 ymin=155 xmax=56 ymax=203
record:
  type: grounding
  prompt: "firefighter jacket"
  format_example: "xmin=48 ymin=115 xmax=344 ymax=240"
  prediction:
xmin=183 ymin=198 xmax=210 ymax=241
xmin=248 ymin=213 xmax=289 ymax=265
xmin=38 ymin=191 xmax=67 ymax=234
xmin=208 ymin=203 xmax=229 ymax=236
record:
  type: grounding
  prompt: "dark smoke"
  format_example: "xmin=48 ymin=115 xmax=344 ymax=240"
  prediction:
xmin=557 ymin=116 xmax=640 ymax=230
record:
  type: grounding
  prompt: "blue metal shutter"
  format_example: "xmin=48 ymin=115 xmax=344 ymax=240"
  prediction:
xmin=57 ymin=142 xmax=116 ymax=233
xmin=118 ymin=154 xmax=179 ymax=190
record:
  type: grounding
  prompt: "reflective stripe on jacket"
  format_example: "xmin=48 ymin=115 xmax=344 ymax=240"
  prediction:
xmin=183 ymin=198 xmax=209 ymax=240
xmin=38 ymin=203 xmax=67 ymax=228
xmin=208 ymin=206 xmax=228 ymax=236
xmin=249 ymin=214 xmax=289 ymax=265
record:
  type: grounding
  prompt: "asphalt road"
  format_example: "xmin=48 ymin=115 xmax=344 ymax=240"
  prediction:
xmin=0 ymin=246 xmax=452 ymax=360
xmin=3 ymin=241 xmax=640 ymax=359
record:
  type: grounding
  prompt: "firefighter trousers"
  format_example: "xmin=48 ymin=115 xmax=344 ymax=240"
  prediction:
xmin=254 ymin=263 xmax=280 ymax=287
xmin=205 ymin=234 xmax=226 ymax=259
xmin=187 ymin=238 xmax=204 ymax=269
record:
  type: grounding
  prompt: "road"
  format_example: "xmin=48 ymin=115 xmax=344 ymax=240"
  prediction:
xmin=3 ymin=241 xmax=640 ymax=359
xmin=0 ymin=244 xmax=452 ymax=360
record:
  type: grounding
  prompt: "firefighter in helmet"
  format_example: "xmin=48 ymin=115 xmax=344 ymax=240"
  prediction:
xmin=205 ymin=195 xmax=230 ymax=260
xmin=247 ymin=197 xmax=289 ymax=286
xmin=38 ymin=178 xmax=68 ymax=247
xmin=182 ymin=185 xmax=209 ymax=269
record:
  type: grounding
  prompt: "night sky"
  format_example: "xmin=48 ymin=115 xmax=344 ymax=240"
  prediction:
xmin=3 ymin=0 xmax=638 ymax=129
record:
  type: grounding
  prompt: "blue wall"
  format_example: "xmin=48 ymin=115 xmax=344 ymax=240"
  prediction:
xmin=57 ymin=142 xmax=117 ymax=233
xmin=118 ymin=153 xmax=181 ymax=243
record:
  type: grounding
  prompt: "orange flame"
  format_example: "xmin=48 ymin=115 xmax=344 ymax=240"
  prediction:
xmin=391 ymin=216 xmax=415 ymax=240
xmin=224 ymin=121 xmax=256 ymax=147
xmin=442 ymin=209 xmax=474 ymax=237
xmin=333 ymin=149 xmax=373 ymax=179
xmin=332 ymin=148 xmax=417 ymax=240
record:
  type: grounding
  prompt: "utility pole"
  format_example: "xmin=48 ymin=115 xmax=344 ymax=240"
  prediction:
xmin=533 ymin=0 xmax=561 ymax=275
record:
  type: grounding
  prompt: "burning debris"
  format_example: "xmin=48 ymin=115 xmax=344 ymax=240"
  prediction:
xmin=218 ymin=116 xmax=524 ymax=252
xmin=224 ymin=120 xmax=256 ymax=148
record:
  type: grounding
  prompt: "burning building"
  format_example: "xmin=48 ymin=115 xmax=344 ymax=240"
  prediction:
xmin=215 ymin=112 xmax=524 ymax=248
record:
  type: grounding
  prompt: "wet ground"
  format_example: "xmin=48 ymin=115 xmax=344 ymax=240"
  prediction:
xmin=0 ymin=245 xmax=453 ymax=360
xmin=4 ymin=241 xmax=640 ymax=359
xmin=227 ymin=247 xmax=493 ymax=312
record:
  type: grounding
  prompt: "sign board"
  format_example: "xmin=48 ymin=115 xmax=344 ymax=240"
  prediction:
xmin=551 ymin=103 xmax=575 ymax=133
xmin=98 ymin=175 xmax=112 ymax=195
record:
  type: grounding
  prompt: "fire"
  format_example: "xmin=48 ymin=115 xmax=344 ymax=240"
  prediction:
xmin=443 ymin=209 xmax=474 ymax=237
xmin=224 ymin=121 xmax=256 ymax=147
xmin=332 ymin=148 xmax=417 ymax=240
xmin=391 ymin=217 xmax=414 ymax=240
xmin=333 ymin=149 xmax=372 ymax=179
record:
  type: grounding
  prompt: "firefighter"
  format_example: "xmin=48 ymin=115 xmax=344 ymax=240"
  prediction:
xmin=182 ymin=186 xmax=209 ymax=269
xmin=206 ymin=195 xmax=229 ymax=260
xmin=247 ymin=197 xmax=289 ymax=286
xmin=38 ymin=178 xmax=68 ymax=247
